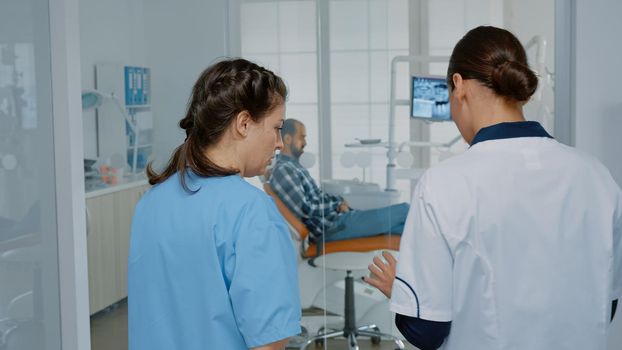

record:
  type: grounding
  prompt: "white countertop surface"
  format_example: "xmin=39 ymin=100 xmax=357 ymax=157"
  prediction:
xmin=85 ymin=176 xmax=149 ymax=199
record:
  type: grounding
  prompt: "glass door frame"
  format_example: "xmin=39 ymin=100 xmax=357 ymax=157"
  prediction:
xmin=554 ymin=0 xmax=574 ymax=147
xmin=49 ymin=0 xmax=91 ymax=348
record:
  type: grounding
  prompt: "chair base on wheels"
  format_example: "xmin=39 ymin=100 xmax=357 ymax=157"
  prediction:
xmin=299 ymin=271 xmax=405 ymax=350
xmin=263 ymin=183 xmax=404 ymax=349
xmin=301 ymin=324 xmax=404 ymax=350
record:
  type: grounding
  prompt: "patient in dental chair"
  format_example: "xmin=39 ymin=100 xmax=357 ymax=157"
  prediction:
xmin=268 ymin=119 xmax=409 ymax=243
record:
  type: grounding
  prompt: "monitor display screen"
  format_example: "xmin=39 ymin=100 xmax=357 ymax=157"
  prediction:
xmin=411 ymin=75 xmax=451 ymax=121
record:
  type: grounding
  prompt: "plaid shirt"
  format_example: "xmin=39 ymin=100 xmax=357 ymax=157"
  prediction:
xmin=268 ymin=154 xmax=342 ymax=241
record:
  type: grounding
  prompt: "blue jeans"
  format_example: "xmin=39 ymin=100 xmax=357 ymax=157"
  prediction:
xmin=323 ymin=202 xmax=410 ymax=242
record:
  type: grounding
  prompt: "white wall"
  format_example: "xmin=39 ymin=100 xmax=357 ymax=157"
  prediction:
xmin=143 ymin=0 xmax=229 ymax=170
xmin=504 ymin=0 xmax=554 ymax=79
xmin=79 ymin=0 xmax=228 ymax=167
xmin=504 ymin=0 xmax=555 ymax=133
xmin=571 ymin=1 xmax=622 ymax=348
xmin=574 ymin=0 xmax=622 ymax=188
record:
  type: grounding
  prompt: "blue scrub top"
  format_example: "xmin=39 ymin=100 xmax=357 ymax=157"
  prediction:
xmin=128 ymin=173 xmax=301 ymax=350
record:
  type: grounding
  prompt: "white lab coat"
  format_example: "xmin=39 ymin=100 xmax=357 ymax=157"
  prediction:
xmin=391 ymin=136 xmax=622 ymax=350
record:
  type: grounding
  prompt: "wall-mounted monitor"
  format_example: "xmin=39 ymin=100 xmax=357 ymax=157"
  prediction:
xmin=411 ymin=75 xmax=451 ymax=121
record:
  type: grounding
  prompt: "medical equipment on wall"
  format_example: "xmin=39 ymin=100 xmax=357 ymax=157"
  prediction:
xmin=81 ymin=89 xmax=142 ymax=175
xmin=386 ymin=55 xmax=452 ymax=191
xmin=83 ymin=63 xmax=153 ymax=177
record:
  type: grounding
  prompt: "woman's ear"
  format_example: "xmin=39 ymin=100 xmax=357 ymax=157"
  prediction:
xmin=452 ymin=73 xmax=466 ymax=101
xmin=234 ymin=110 xmax=252 ymax=137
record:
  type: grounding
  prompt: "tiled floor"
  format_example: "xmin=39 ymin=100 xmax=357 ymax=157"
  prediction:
xmin=90 ymin=301 xmax=417 ymax=350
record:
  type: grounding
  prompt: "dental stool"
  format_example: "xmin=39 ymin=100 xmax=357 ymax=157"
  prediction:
xmin=264 ymin=184 xmax=405 ymax=350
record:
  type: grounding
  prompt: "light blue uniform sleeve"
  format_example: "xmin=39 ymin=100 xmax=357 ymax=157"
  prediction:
xmin=228 ymin=195 xmax=302 ymax=348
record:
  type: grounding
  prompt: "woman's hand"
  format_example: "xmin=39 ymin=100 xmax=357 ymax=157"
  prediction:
xmin=363 ymin=251 xmax=397 ymax=299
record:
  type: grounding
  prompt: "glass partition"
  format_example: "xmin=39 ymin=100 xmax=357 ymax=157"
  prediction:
xmin=239 ymin=1 xmax=409 ymax=348
xmin=240 ymin=0 xmax=321 ymax=181
xmin=0 ymin=0 xmax=62 ymax=349
xmin=78 ymin=0 xmax=557 ymax=349
xmin=237 ymin=1 xmax=556 ymax=349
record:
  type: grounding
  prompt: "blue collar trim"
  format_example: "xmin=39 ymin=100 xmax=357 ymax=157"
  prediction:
xmin=470 ymin=121 xmax=553 ymax=146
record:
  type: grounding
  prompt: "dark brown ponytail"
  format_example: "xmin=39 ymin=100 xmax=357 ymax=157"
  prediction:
xmin=146 ymin=58 xmax=287 ymax=192
xmin=447 ymin=26 xmax=538 ymax=102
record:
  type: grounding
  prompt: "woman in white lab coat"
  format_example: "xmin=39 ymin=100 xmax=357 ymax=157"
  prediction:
xmin=365 ymin=26 xmax=622 ymax=350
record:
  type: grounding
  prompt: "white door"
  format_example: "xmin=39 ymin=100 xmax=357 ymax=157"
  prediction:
xmin=0 ymin=0 xmax=90 ymax=349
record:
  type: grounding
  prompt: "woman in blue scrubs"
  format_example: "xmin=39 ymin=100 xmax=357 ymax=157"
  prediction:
xmin=128 ymin=59 xmax=301 ymax=350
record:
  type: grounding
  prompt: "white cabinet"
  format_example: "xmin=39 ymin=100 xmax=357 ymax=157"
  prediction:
xmin=86 ymin=184 xmax=149 ymax=315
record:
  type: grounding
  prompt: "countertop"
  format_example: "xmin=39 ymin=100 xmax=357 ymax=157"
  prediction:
xmin=85 ymin=175 xmax=149 ymax=199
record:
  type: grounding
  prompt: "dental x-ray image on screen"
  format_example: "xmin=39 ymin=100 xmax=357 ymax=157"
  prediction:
xmin=411 ymin=75 xmax=451 ymax=121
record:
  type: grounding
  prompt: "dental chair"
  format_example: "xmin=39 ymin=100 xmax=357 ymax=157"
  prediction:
xmin=263 ymin=184 xmax=405 ymax=350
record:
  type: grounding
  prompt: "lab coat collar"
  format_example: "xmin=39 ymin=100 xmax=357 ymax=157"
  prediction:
xmin=470 ymin=121 xmax=553 ymax=147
